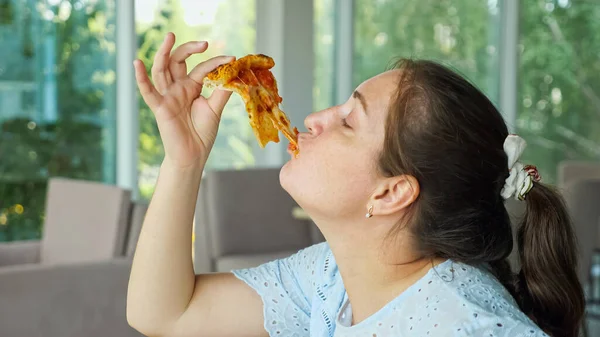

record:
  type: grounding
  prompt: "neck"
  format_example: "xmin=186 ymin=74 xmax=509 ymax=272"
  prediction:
xmin=317 ymin=216 xmax=443 ymax=325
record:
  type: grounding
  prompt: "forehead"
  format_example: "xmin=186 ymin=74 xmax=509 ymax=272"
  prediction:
xmin=355 ymin=69 xmax=401 ymax=121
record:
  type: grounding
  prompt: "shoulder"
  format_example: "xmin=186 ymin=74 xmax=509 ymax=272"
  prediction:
xmin=286 ymin=241 xmax=332 ymax=267
xmin=332 ymin=261 xmax=546 ymax=337
xmin=230 ymin=242 xmax=345 ymax=336
xmin=231 ymin=241 xmax=343 ymax=306
xmin=264 ymin=241 xmax=333 ymax=284
xmin=232 ymin=242 xmax=330 ymax=275
xmin=431 ymin=261 xmax=547 ymax=336
xmin=284 ymin=241 xmax=342 ymax=298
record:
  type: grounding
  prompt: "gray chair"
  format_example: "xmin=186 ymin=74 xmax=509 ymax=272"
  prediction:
xmin=556 ymin=161 xmax=600 ymax=283
xmin=0 ymin=177 xmax=132 ymax=267
xmin=557 ymin=161 xmax=600 ymax=190
xmin=124 ymin=201 xmax=149 ymax=257
xmin=562 ymin=179 xmax=600 ymax=283
xmin=0 ymin=259 xmax=136 ymax=337
xmin=0 ymin=240 xmax=41 ymax=266
xmin=0 ymin=177 xmax=142 ymax=337
xmin=41 ymin=177 xmax=132 ymax=264
xmin=194 ymin=168 xmax=323 ymax=273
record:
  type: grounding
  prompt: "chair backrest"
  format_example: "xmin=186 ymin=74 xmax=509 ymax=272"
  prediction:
xmin=557 ymin=161 xmax=600 ymax=189
xmin=194 ymin=168 xmax=314 ymax=270
xmin=194 ymin=176 xmax=212 ymax=273
xmin=124 ymin=201 xmax=149 ymax=257
xmin=40 ymin=177 xmax=131 ymax=264
xmin=562 ymin=179 xmax=600 ymax=283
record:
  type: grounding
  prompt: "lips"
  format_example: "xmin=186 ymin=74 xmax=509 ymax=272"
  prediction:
xmin=297 ymin=132 xmax=310 ymax=143
xmin=287 ymin=142 xmax=297 ymax=156
xmin=288 ymin=133 xmax=309 ymax=157
xmin=286 ymin=148 xmax=295 ymax=157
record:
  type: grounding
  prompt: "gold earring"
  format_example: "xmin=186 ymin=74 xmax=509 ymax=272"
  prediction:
xmin=365 ymin=205 xmax=373 ymax=218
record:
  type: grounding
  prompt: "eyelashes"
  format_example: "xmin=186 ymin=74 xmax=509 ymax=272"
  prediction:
xmin=341 ymin=118 xmax=351 ymax=128
xmin=339 ymin=104 xmax=353 ymax=128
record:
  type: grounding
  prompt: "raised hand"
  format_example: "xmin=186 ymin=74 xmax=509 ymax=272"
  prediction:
xmin=133 ymin=32 xmax=235 ymax=169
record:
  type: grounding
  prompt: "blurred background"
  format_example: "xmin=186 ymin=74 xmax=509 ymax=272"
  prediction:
xmin=1 ymin=0 xmax=600 ymax=336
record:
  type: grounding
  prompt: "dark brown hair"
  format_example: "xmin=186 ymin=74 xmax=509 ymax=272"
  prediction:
xmin=379 ymin=59 xmax=585 ymax=337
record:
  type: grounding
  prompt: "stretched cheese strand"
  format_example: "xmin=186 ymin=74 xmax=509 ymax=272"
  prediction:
xmin=245 ymin=70 xmax=299 ymax=148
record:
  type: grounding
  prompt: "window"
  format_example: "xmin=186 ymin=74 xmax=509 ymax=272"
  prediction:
xmin=3 ymin=0 xmax=597 ymax=241
xmin=352 ymin=0 xmax=502 ymax=104
xmin=0 ymin=0 xmax=117 ymax=241
xmin=135 ymin=0 xmax=257 ymax=200
xmin=314 ymin=0 xmax=335 ymax=111
xmin=315 ymin=0 xmax=600 ymax=184
xmin=517 ymin=0 xmax=600 ymax=183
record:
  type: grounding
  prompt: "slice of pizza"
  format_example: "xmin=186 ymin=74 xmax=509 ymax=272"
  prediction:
xmin=203 ymin=54 xmax=299 ymax=156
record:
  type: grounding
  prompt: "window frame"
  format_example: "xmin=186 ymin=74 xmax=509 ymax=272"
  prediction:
xmin=118 ymin=0 xmax=520 ymax=197
xmin=499 ymin=0 xmax=519 ymax=133
xmin=116 ymin=0 xmax=139 ymax=198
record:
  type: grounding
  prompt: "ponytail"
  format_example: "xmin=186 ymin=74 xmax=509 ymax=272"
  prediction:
xmin=515 ymin=182 xmax=585 ymax=337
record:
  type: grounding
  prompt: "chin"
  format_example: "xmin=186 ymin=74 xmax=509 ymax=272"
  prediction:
xmin=279 ymin=161 xmax=294 ymax=195
xmin=279 ymin=159 xmax=309 ymax=208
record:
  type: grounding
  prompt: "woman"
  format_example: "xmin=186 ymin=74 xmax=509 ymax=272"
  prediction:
xmin=127 ymin=33 xmax=585 ymax=337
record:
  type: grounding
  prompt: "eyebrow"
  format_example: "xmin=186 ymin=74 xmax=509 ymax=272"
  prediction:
xmin=353 ymin=90 xmax=368 ymax=115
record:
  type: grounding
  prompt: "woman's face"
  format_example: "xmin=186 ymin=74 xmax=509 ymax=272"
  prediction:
xmin=280 ymin=70 xmax=401 ymax=221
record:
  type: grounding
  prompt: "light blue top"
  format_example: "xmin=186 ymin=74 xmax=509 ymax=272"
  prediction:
xmin=232 ymin=242 xmax=549 ymax=337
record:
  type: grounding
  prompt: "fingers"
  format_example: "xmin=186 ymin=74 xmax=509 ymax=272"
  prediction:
xmin=151 ymin=32 xmax=176 ymax=94
xmin=207 ymin=89 xmax=233 ymax=116
xmin=188 ymin=55 xmax=236 ymax=85
xmin=134 ymin=59 xmax=161 ymax=110
xmin=169 ymin=41 xmax=208 ymax=80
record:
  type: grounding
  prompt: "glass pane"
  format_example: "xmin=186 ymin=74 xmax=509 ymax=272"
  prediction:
xmin=352 ymin=0 xmax=501 ymax=104
xmin=518 ymin=1 xmax=600 ymax=183
xmin=0 ymin=0 xmax=117 ymax=242
xmin=135 ymin=0 xmax=256 ymax=200
xmin=314 ymin=0 xmax=336 ymax=111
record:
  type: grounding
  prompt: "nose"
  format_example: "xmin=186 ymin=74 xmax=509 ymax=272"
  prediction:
xmin=303 ymin=109 xmax=328 ymax=136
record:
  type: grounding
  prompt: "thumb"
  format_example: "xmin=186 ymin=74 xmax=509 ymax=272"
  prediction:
xmin=207 ymin=89 xmax=234 ymax=116
xmin=188 ymin=55 xmax=236 ymax=84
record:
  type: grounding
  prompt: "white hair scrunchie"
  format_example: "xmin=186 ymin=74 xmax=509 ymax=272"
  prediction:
xmin=500 ymin=135 xmax=541 ymax=201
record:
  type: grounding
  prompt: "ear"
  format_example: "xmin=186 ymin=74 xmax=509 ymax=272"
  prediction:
xmin=369 ymin=175 xmax=419 ymax=216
